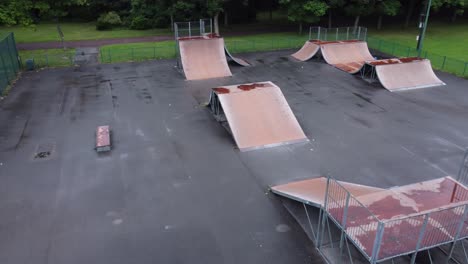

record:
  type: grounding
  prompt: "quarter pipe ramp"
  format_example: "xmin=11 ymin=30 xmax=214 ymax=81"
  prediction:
xmin=208 ymin=81 xmax=308 ymax=151
xmin=291 ymin=41 xmax=320 ymax=61
xmin=320 ymin=41 xmax=374 ymax=73
xmin=178 ymin=37 xmax=232 ymax=80
xmin=367 ymin=57 xmax=446 ymax=91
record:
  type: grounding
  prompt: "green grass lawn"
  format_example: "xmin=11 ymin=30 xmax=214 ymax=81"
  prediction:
xmin=100 ymin=32 xmax=309 ymax=63
xmin=19 ymin=48 xmax=75 ymax=68
xmin=0 ymin=22 xmax=171 ymax=43
xmin=369 ymin=20 xmax=468 ymax=61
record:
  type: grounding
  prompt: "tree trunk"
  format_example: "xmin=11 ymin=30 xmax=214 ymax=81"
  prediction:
xmin=299 ymin=22 xmax=303 ymax=35
xmin=328 ymin=9 xmax=332 ymax=28
xmin=224 ymin=11 xmax=228 ymax=26
xmin=214 ymin=12 xmax=220 ymax=35
xmin=269 ymin=0 xmax=273 ymax=21
xmin=451 ymin=9 xmax=457 ymax=22
xmin=170 ymin=15 xmax=174 ymax=32
xmin=404 ymin=0 xmax=416 ymax=28
xmin=353 ymin=16 xmax=360 ymax=33
xmin=377 ymin=15 xmax=382 ymax=30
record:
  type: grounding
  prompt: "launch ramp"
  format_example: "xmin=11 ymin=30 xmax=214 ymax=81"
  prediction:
xmin=178 ymin=37 xmax=232 ymax=80
xmin=208 ymin=81 xmax=308 ymax=151
xmin=363 ymin=57 xmax=446 ymax=91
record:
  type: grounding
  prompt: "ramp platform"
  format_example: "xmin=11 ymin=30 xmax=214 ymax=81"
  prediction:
xmin=208 ymin=81 xmax=308 ymax=151
xmin=178 ymin=36 xmax=232 ymax=80
xmin=272 ymin=173 xmax=468 ymax=264
xmin=362 ymin=57 xmax=446 ymax=91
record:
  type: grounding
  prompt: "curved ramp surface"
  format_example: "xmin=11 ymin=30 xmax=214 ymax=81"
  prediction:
xmin=179 ymin=37 xmax=232 ymax=80
xmin=321 ymin=41 xmax=374 ymax=73
xmin=225 ymin=46 xmax=250 ymax=66
xmin=291 ymin=41 xmax=320 ymax=61
xmin=373 ymin=59 xmax=446 ymax=91
xmin=210 ymin=81 xmax=308 ymax=151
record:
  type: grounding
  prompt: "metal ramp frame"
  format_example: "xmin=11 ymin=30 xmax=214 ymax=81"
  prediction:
xmin=271 ymin=149 xmax=468 ymax=264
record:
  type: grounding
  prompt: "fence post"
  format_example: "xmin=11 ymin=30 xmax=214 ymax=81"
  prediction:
xmin=464 ymin=62 xmax=468 ymax=76
xmin=346 ymin=27 xmax=349 ymax=40
xmin=317 ymin=27 xmax=321 ymax=40
xmin=10 ymin=33 xmax=20 ymax=71
xmin=336 ymin=28 xmax=338 ymax=40
xmin=370 ymin=222 xmax=385 ymax=263
xmin=45 ymin=54 xmax=49 ymax=67
xmin=309 ymin=26 xmax=311 ymax=40
xmin=153 ymin=47 xmax=156 ymax=59
xmin=441 ymin=56 xmax=446 ymax=70
xmin=108 ymin=49 xmax=111 ymax=63
xmin=357 ymin=27 xmax=361 ymax=40
xmin=424 ymin=51 xmax=428 ymax=58
xmin=410 ymin=213 xmax=430 ymax=264
xmin=406 ymin=47 xmax=410 ymax=57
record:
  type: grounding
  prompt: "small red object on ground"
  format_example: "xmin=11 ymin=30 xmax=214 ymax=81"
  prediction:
xmin=96 ymin=125 xmax=111 ymax=152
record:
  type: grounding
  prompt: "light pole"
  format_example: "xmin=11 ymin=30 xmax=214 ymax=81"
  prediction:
xmin=416 ymin=0 xmax=432 ymax=57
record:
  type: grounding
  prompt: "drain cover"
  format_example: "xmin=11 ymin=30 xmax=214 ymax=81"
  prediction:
xmin=33 ymin=142 xmax=55 ymax=160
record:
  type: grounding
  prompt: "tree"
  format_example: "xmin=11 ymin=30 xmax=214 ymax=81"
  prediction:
xmin=344 ymin=0 xmax=372 ymax=31
xmin=432 ymin=0 xmax=465 ymax=22
xmin=279 ymin=0 xmax=329 ymax=34
xmin=206 ymin=0 xmax=225 ymax=35
xmin=374 ymin=0 xmax=401 ymax=29
xmin=327 ymin=0 xmax=345 ymax=28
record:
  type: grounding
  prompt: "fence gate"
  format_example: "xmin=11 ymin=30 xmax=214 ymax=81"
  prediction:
xmin=0 ymin=32 xmax=20 ymax=95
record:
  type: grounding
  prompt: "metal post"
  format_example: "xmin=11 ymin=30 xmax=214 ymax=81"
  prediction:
xmin=309 ymin=27 xmax=311 ymax=40
xmin=108 ymin=49 xmax=111 ymax=63
xmin=188 ymin=22 xmax=191 ymax=38
xmin=407 ymin=47 xmax=410 ymax=57
xmin=370 ymin=222 xmax=385 ymax=263
xmin=131 ymin=48 xmax=134 ymax=61
xmin=317 ymin=27 xmax=321 ymax=41
xmin=410 ymin=214 xmax=430 ymax=264
xmin=153 ymin=47 xmax=156 ymax=59
xmin=464 ymin=62 xmax=468 ymax=76
xmin=441 ymin=56 xmax=446 ymax=69
xmin=391 ymin=43 xmax=396 ymax=55
xmin=318 ymin=177 xmax=331 ymax=247
xmin=336 ymin=28 xmax=338 ymax=41
xmin=45 ymin=54 xmax=49 ymax=67
xmin=339 ymin=193 xmax=351 ymax=253
xmin=357 ymin=27 xmax=361 ymax=40
xmin=417 ymin=0 xmax=432 ymax=57
xmin=346 ymin=27 xmax=349 ymax=40
xmin=446 ymin=205 xmax=468 ymax=263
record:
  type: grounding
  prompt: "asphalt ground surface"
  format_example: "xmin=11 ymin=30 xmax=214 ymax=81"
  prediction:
xmin=1 ymin=49 xmax=467 ymax=263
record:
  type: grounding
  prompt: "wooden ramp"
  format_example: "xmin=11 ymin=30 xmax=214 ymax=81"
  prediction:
xmin=208 ymin=81 xmax=308 ymax=151
xmin=368 ymin=58 xmax=446 ymax=91
xmin=178 ymin=37 xmax=232 ymax=80
xmin=320 ymin=41 xmax=374 ymax=73
xmin=291 ymin=41 xmax=320 ymax=61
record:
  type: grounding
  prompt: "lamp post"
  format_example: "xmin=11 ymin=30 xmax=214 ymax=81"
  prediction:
xmin=416 ymin=0 xmax=432 ymax=57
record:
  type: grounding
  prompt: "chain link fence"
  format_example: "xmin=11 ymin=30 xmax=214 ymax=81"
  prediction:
xmin=19 ymin=50 xmax=75 ymax=68
xmin=0 ymin=33 xmax=20 ymax=95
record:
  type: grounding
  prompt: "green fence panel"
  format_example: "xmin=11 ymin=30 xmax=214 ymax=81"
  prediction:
xmin=0 ymin=33 xmax=20 ymax=95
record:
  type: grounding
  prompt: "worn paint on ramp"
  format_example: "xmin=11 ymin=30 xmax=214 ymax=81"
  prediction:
xmin=210 ymin=81 xmax=308 ymax=151
xmin=371 ymin=58 xmax=446 ymax=91
xmin=178 ymin=37 xmax=232 ymax=80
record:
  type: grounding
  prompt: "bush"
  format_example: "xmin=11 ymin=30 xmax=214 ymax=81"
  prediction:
xmin=129 ymin=15 xmax=151 ymax=30
xmin=96 ymin=12 xmax=122 ymax=30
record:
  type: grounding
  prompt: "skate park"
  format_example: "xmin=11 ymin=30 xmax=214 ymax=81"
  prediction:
xmin=1 ymin=8 xmax=468 ymax=264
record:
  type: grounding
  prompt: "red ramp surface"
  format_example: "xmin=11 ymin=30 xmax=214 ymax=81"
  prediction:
xmin=178 ymin=37 xmax=232 ymax=80
xmin=209 ymin=81 xmax=308 ymax=151
xmin=291 ymin=41 xmax=320 ymax=61
xmin=369 ymin=58 xmax=446 ymax=91
xmin=320 ymin=41 xmax=374 ymax=73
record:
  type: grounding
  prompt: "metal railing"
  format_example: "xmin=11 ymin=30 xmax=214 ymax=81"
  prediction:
xmin=321 ymin=176 xmax=468 ymax=264
xmin=309 ymin=26 xmax=368 ymax=42
xmin=0 ymin=33 xmax=20 ymax=95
